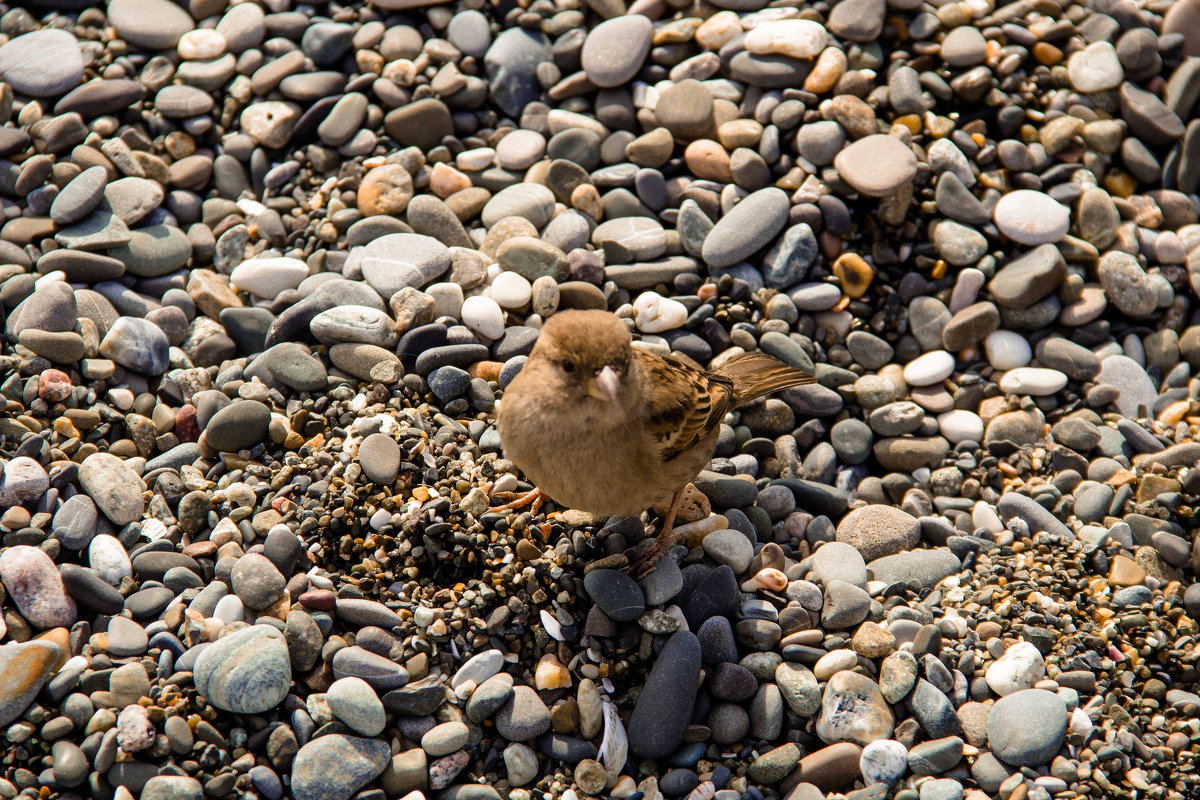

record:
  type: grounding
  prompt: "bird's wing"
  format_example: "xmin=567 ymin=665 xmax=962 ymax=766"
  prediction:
xmin=635 ymin=348 xmax=736 ymax=463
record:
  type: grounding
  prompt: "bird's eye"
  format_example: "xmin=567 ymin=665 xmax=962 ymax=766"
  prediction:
xmin=561 ymin=359 xmax=575 ymax=374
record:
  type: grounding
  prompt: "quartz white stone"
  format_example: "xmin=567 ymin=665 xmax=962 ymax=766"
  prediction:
xmin=461 ymin=295 xmax=505 ymax=339
xmin=998 ymin=367 xmax=1068 ymax=396
xmin=860 ymin=739 xmax=910 ymax=785
xmin=983 ymin=330 xmax=1032 ymax=370
xmin=902 ymin=350 xmax=955 ymax=386
xmin=88 ymin=534 xmax=132 ymax=586
xmin=985 ymin=641 xmax=1045 ymax=696
xmin=633 ymin=291 xmax=687 ymax=333
xmin=230 ymin=256 xmax=308 ymax=299
xmin=743 ymin=19 xmax=828 ymax=59
xmin=489 ymin=270 xmax=532 ymax=308
xmin=993 ymin=190 xmax=1070 ymax=245
xmin=937 ymin=409 xmax=984 ymax=444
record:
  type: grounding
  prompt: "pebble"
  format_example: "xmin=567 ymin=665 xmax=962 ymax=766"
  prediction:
xmin=834 ymin=135 xmax=918 ymax=196
xmin=629 ymin=631 xmax=701 ymax=758
xmin=987 ymin=690 xmax=1068 ymax=767
xmin=581 ymin=16 xmax=652 ymax=87
xmin=992 ymin=190 xmax=1070 ymax=245
xmin=0 ymin=29 xmax=84 ymax=97
xmin=817 ymin=670 xmax=895 ymax=745
xmin=328 ymin=677 xmax=387 ymax=736
xmin=860 ymin=739 xmax=909 ymax=785
xmin=291 ymin=735 xmax=391 ymax=800
xmin=193 ymin=625 xmax=291 ymax=714
xmin=702 ymin=188 xmax=790 ymax=268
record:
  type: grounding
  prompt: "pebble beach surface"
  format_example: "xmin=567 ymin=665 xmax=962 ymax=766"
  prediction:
xmin=0 ymin=0 xmax=1199 ymax=799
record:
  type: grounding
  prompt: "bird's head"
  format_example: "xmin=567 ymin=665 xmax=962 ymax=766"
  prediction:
xmin=530 ymin=310 xmax=632 ymax=403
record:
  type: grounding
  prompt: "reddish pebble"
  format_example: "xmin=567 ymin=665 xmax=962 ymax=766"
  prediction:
xmin=298 ymin=589 xmax=336 ymax=610
xmin=175 ymin=404 xmax=199 ymax=442
xmin=38 ymin=369 xmax=71 ymax=402
xmin=182 ymin=541 xmax=218 ymax=559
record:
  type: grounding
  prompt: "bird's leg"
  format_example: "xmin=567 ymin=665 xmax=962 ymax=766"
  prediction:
xmin=490 ymin=487 xmax=546 ymax=515
xmin=629 ymin=486 xmax=685 ymax=578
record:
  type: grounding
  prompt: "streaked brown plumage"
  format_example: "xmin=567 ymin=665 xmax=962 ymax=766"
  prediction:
xmin=496 ymin=309 xmax=815 ymax=573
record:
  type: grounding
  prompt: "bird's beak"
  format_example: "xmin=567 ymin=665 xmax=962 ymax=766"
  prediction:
xmin=586 ymin=366 xmax=620 ymax=403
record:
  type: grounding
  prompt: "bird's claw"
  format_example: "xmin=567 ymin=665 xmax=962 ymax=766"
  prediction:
xmin=489 ymin=488 xmax=545 ymax=515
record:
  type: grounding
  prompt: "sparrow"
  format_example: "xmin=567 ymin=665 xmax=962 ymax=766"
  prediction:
xmin=495 ymin=309 xmax=816 ymax=575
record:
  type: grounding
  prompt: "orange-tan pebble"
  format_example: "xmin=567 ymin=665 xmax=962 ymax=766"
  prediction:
xmin=684 ymin=140 xmax=732 ymax=182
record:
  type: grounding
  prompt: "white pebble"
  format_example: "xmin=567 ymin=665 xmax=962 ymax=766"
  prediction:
xmin=937 ymin=409 xmax=984 ymax=443
xmin=230 ymin=256 xmax=309 ymax=300
xmin=460 ymin=295 xmax=505 ymax=339
xmin=860 ymin=739 xmax=909 ymax=785
xmin=998 ymin=367 xmax=1067 ymax=396
xmin=178 ymin=29 xmax=227 ymax=60
xmin=902 ymin=350 xmax=955 ymax=386
xmin=983 ymin=330 xmax=1032 ymax=370
xmin=489 ymin=271 xmax=532 ymax=308
xmin=971 ymin=501 xmax=1003 ymax=534
xmin=213 ymin=594 xmax=244 ymax=625
xmin=948 ymin=267 xmax=985 ymax=313
xmin=456 ymin=147 xmax=496 ymax=171
xmin=88 ymin=534 xmax=131 ymax=586
xmin=742 ymin=19 xmax=827 ymax=59
xmin=426 ymin=282 xmax=464 ymax=318
xmin=993 ymin=189 xmax=1070 ymax=245
xmin=632 ymin=291 xmax=688 ymax=333
xmin=985 ymin=641 xmax=1045 ymax=696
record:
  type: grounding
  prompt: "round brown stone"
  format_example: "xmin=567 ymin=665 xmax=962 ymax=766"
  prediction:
xmin=358 ymin=164 xmax=414 ymax=216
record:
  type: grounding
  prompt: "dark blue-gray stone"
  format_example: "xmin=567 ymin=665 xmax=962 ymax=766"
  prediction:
xmin=485 ymin=29 xmax=551 ymax=117
xmin=762 ymin=223 xmax=818 ymax=288
xmin=583 ymin=569 xmax=645 ymax=622
xmin=629 ymin=630 xmax=701 ymax=759
xmin=52 ymin=494 xmax=98 ymax=549
xmin=682 ymin=565 xmax=738 ymax=629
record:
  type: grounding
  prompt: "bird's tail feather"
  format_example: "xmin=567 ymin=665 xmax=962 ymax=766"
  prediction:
xmin=712 ymin=352 xmax=816 ymax=407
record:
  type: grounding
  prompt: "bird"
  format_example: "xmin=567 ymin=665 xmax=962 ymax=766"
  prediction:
xmin=495 ymin=309 xmax=816 ymax=575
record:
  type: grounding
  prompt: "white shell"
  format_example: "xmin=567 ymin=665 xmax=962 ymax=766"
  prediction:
xmin=598 ymin=698 xmax=628 ymax=784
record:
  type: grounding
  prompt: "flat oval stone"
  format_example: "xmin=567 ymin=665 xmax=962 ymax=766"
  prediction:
xmin=204 ymin=400 xmax=270 ymax=452
xmin=231 ymin=256 xmax=309 ymax=299
xmin=701 ymin=187 xmax=790 ymax=268
xmin=992 ymin=190 xmax=1069 ymax=246
xmin=583 ymin=569 xmax=645 ymax=622
xmin=744 ymin=20 xmax=827 ymax=59
xmin=0 ymin=29 xmax=84 ymax=98
xmin=997 ymin=367 xmax=1068 ymax=396
xmin=78 ymin=452 xmax=145 ymax=526
xmin=360 ymin=233 xmax=451 ymax=298
xmin=628 ymin=631 xmax=701 ymax=758
xmin=193 ymin=624 xmax=291 ymax=714
xmin=481 ymin=183 xmax=556 ymax=229
xmin=310 ymin=306 xmax=398 ymax=348
xmin=987 ymin=689 xmax=1067 ymax=766
xmin=0 ymin=545 xmax=77 ymax=629
xmin=359 ymin=433 xmax=400 ymax=485
xmin=49 ymin=166 xmax=107 ymax=225
xmin=108 ymin=0 xmax=194 ymax=50
xmin=107 ymin=224 xmax=192 ymax=277
xmin=0 ymin=640 xmax=59 ymax=726
xmin=834 ymin=134 xmax=918 ymax=196
xmin=581 ymin=15 xmax=652 ymax=88
xmin=290 ymin=735 xmax=390 ymax=800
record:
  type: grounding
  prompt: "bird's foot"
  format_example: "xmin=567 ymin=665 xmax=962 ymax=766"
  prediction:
xmin=627 ymin=532 xmax=675 ymax=578
xmin=625 ymin=486 xmax=685 ymax=578
xmin=490 ymin=488 xmax=545 ymax=515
